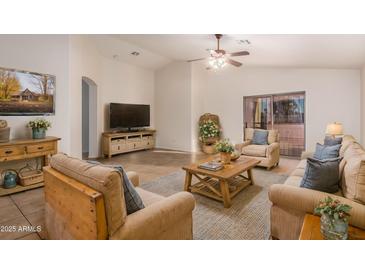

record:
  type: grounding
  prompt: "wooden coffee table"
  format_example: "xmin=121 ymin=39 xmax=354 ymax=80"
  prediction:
xmin=299 ymin=214 xmax=365 ymax=240
xmin=182 ymin=157 xmax=260 ymax=208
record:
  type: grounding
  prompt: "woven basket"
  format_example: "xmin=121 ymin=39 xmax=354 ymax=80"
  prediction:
xmin=18 ymin=168 xmax=44 ymax=186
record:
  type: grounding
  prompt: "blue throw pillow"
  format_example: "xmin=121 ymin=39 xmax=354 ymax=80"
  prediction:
xmin=300 ymin=157 xmax=342 ymax=193
xmin=87 ymin=160 xmax=144 ymax=215
xmin=251 ymin=130 xmax=268 ymax=145
xmin=324 ymin=136 xmax=342 ymax=146
xmin=313 ymin=143 xmax=341 ymax=160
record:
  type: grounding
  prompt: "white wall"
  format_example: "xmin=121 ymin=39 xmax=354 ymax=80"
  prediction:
xmin=0 ymin=35 xmax=71 ymax=153
xmin=155 ymin=62 xmax=192 ymax=151
xmin=192 ymin=66 xmax=361 ymax=151
xmin=0 ymin=35 xmax=155 ymax=159
xmin=361 ymin=66 xmax=365 ymax=146
xmin=100 ymin=56 xmax=155 ymax=132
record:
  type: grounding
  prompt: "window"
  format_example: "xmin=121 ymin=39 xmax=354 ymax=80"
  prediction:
xmin=243 ymin=92 xmax=305 ymax=157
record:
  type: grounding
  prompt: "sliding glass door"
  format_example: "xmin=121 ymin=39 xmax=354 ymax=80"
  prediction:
xmin=243 ymin=92 xmax=305 ymax=157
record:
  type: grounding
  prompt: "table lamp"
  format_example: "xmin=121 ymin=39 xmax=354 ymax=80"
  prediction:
xmin=325 ymin=122 xmax=343 ymax=138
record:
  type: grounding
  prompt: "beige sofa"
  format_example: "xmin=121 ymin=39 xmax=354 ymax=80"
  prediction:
xmin=236 ymin=128 xmax=280 ymax=170
xmin=269 ymin=135 xmax=365 ymax=239
xmin=43 ymin=154 xmax=195 ymax=240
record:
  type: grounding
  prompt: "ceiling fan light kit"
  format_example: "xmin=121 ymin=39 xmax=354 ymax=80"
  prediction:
xmin=188 ymin=34 xmax=250 ymax=70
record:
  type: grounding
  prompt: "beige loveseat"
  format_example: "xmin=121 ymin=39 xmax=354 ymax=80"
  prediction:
xmin=269 ymin=135 xmax=365 ymax=239
xmin=236 ymin=128 xmax=280 ymax=170
xmin=43 ymin=154 xmax=195 ymax=240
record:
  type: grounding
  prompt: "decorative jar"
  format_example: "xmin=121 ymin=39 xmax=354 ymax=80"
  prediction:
xmin=32 ymin=128 xmax=46 ymax=139
xmin=320 ymin=213 xmax=348 ymax=240
xmin=220 ymin=152 xmax=231 ymax=164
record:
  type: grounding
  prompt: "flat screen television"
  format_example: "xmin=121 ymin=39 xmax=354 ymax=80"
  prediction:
xmin=109 ymin=103 xmax=150 ymax=130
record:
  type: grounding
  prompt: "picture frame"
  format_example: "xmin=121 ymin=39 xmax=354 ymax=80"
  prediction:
xmin=0 ymin=66 xmax=55 ymax=116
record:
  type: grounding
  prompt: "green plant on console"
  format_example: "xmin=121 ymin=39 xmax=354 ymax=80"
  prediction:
xmin=27 ymin=118 xmax=51 ymax=139
xmin=27 ymin=118 xmax=52 ymax=130
xmin=314 ymin=196 xmax=351 ymax=222
xmin=215 ymin=139 xmax=234 ymax=153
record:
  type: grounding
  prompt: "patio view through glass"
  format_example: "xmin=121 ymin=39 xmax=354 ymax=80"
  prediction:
xmin=243 ymin=92 xmax=305 ymax=157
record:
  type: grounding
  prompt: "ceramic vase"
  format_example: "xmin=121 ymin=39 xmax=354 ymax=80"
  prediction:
xmin=320 ymin=213 xmax=348 ymax=240
xmin=32 ymin=128 xmax=46 ymax=139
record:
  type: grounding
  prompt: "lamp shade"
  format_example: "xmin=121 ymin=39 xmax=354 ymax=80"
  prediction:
xmin=325 ymin=122 xmax=343 ymax=135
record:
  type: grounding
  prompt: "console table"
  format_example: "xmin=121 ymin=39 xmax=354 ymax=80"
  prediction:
xmin=102 ymin=130 xmax=156 ymax=158
xmin=0 ymin=136 xmax=60 ymax=196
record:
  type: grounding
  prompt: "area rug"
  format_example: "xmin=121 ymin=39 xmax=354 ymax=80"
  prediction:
xmin=140 ymin=168 xmax=288 ymax=240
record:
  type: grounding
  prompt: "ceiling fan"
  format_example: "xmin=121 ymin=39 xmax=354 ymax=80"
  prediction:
xmin=188 ymin=34 xmax=250 ymax=69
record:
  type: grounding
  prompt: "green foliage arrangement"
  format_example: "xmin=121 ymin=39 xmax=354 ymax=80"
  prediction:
xmin=27 ymin=118 xmax=51 ymax=130
xmin=215 ymin=139 xmax=234 ymax=153
xmin=314 ymin=196 xmax=351 ymax=222
xmin=199 ymin=119 xmax=220 ymax=142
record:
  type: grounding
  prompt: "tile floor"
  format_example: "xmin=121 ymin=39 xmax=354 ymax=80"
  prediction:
xmin=0 ymin=149 xmax=299 ymax=240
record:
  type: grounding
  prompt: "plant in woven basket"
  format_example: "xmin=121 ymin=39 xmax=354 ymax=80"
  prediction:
xmin=314 ymin=196 xmax=352 ymax=240
xmin=199 ymin=119 xmax=220 ymax=144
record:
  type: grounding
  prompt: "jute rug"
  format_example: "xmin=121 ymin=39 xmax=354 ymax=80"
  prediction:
xmin=141 ymin=168 xmax=288 ymax=240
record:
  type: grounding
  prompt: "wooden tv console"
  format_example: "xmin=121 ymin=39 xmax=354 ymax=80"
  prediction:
xmin=102 ymin=130 xmax=156 ymax=158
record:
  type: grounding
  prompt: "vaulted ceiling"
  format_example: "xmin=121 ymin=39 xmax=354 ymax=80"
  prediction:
xmin=91 ymin=34 xmax=365 ymax=70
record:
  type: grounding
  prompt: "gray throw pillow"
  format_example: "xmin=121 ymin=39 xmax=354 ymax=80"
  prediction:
xmin=313 ymin=143 xmax=341 ymax=160
xmin=324 ymin=136 xmax=342 ymax=146
xmin=87 ymin=161 xmax=144 ymax=215
xmin=300 ymin=157 xmax=342 ymax=193
xmin=251 ymin=130 xmax=268 ymax=145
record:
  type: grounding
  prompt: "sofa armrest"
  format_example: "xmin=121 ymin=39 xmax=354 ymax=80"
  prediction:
xmin=301 ymin=151 xmax=314 ymax=160
xmin=113 ymin=192 xmax=195 ymax=239
xmin=269 ymin=184 xmax=365 ymax=229
xmin=235 ymin=140 xmax=251 ymax=153
xmin=126 ymin=171 xmax=140 ymax=187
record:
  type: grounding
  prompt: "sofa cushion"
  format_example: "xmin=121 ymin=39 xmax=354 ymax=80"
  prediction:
xmin=297 ymin=159 xmax=307 ymax=169
xmin=324 ymin=136 xmax=342 ymax=146
xmin=340 ymin=135 xmax=356 ymax=156
xmin=136 ymin=187 xmax=164 ymax=206
xmin=300 ymin=157 xmax=342 ymax=193
xmin=284 ymin=176 xmax=303 ymax=187
xmin=252 ymin=130 xmax=269 ymax=145
xmin=313 ymin=143 xmax=341 ymax=160
xmin=291 ymin=168 xmax=305 ymax=178
xmin=343 ymin=142 xmax=365 ymax=160
xmin=50 ymin=154 xmax=126 ymax=236
xmin=242 ymin=144 xmax=268 ymax=157
xmin=341 ymin=154 xmax=365 ymax=204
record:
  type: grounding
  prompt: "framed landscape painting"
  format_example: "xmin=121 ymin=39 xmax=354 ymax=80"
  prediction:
xmin=0 ymin=67 xmax=55 ymax=115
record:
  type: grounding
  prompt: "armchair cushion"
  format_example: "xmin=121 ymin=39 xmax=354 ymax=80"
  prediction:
xmin=242 ymin=144 xmax=268 ymax=157
xmin=87 ymin=161 xmax=145 ymax=215
xmin=252 ymin=130 xmax=269 ymax=145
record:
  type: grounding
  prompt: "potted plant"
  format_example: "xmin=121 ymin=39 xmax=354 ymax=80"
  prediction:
xmin=314 ymin=196 xmax=352 ymax=240
xmin=199 ymin=119 xmax=220 ymax=154
xmin=215 ymin=139 xmax=234 ymax=164
xmin=27 ymin=118 xmax=51 ymax=139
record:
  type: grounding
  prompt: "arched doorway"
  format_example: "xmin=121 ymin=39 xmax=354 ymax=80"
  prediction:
xmin=82 ymin=77 xmax=98 ymax=159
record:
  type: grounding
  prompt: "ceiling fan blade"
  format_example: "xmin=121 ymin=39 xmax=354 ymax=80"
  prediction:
xmin=228 ymin=51 xmax=250 ymax=57
xmin=187 ymin=57 xmax=208 ymax=62
xmin=226 ymin=58 xmax=242 ymax=67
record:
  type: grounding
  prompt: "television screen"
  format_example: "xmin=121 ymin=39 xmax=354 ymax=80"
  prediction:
xmin=0 ymin=67 xmax=55 ymax=116
xmin=110 ymin=103 xmax=150 ymax=129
